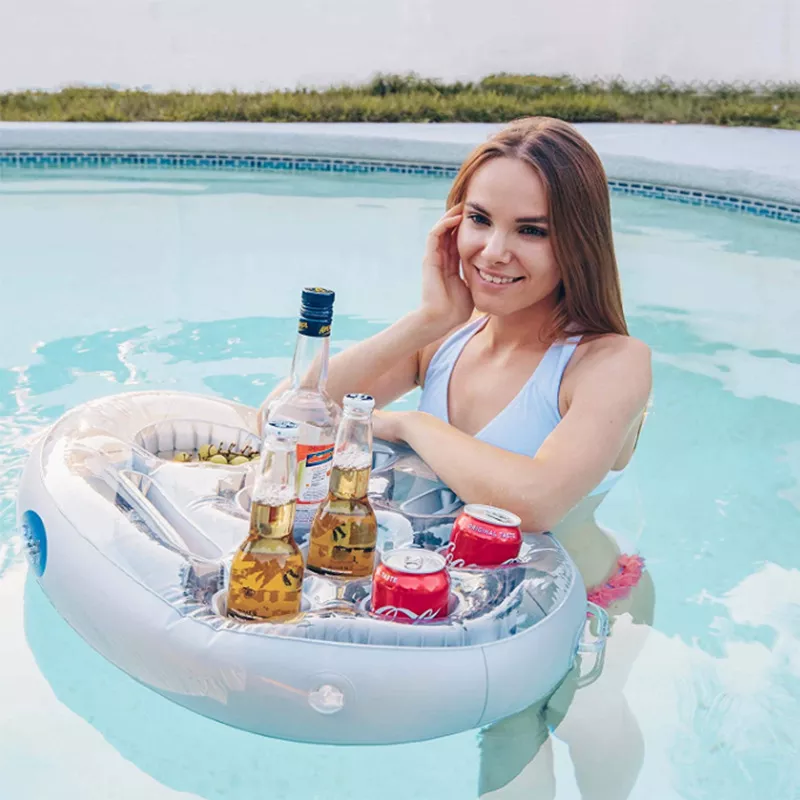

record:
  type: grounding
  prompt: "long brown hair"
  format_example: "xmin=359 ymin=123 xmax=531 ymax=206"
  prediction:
xmin=447 ymin=117 xmax=628 ymax=341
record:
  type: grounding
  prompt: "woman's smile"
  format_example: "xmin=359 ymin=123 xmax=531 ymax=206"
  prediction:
xmin=473 ymin=265 xmax=525 ymax=288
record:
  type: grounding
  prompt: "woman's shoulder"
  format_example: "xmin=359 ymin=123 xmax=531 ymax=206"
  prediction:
xmin=564 ymin=333 xmax=652 ymax=404
xmin=578 ymin=332 xmax=651 ymax=365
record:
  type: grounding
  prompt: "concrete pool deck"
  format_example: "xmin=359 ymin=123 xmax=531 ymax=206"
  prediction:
xmin=1 ymin=122 xmax=799 ymax=206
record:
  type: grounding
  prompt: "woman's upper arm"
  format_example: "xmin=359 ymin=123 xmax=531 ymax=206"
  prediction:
xmin=530 ymin=338 xmax=652 ymax=513
xmin=363 ymin=326 xmax=456 ymax=408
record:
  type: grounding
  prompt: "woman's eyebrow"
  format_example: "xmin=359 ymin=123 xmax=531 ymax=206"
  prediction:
xmin=466 ymin=201 xmax=548 ymax=225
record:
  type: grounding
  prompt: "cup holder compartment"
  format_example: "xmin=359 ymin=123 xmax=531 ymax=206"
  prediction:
xmin=135 ymin=419 xmax=260 ymax=466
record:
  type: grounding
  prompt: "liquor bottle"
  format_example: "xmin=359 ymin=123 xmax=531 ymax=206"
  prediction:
xmin=227 ymin=420 xmax=305 ymax=622
xmin=307 ymin=393 xmax=378 ymax=578
xmin=263 ymin=287 xmax=340 ymax=539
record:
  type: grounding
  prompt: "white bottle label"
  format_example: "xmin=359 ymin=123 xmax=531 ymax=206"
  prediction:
xmin=295 ymin=442 xmax=334 ymax=525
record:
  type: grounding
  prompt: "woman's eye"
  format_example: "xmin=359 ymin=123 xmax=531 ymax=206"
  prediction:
xmin=467 ymin=213 xmax=490 ymax=226
xmin=520 ymin=225 xmax=548 ymax=238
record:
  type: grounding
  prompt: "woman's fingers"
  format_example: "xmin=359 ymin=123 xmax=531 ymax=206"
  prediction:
xmin=439 ymin=229 xmax=461 ymax=277
xmin=436 ymin=212 xmax=463 ymax=232
xmin=428 ymin=215 xmax=462 ymax=245
xmin=429 ymin=204 xmax=464 ymax=236
xmin=448 ymin=228 xmax=461 ymax=269
xmin=426 ymin=210 xmax=463 ymax=269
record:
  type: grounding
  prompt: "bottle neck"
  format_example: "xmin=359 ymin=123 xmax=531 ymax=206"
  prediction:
xmin=290 ymin=332 xmax=330 ymax=393
xmin=330 ymin=410 xmax=373 ymax=500
xmin=251 ymin=445 xmax=297 ymax=538
xmin=249 ymin=498 xmax=296 ymax=541
xmin=330 ymin=465 xmax=371 ymax=500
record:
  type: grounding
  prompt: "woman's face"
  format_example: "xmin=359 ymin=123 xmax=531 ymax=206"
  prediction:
xmin=457 ymin=156 xmax=561 ymax=318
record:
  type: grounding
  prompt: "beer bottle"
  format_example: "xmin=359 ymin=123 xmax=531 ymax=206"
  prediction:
xmin=227 ymin=420 xmax=305 ymax=622
xmin=263 ymin=288 xmax=340 ymax=540
xmin=307 ymin=393 xmax=378 ymax=578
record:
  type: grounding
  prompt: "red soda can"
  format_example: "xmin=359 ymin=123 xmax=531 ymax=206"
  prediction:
xmin=448 ymin=504 xmax=522 ymax=568
xmin=370 ymin=549 xmax=450 ymax=623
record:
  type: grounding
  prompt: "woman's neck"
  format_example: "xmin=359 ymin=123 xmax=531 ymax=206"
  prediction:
xmin=481 ymin=296 xmax=558 ymax=353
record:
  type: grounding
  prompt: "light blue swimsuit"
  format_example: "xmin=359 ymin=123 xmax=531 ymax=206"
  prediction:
xmin=418 ymin=316 xmax=624 ymax=497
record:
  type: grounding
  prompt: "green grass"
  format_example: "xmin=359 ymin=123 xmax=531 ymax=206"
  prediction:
xmin=1 ymin=74 xmax=799 ymax=128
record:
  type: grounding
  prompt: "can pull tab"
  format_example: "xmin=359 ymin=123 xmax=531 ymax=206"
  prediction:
xmin=403 ymin=553 xmax=423 ymax=571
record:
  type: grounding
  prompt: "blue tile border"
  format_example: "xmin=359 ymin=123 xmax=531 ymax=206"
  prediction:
xmin=608 ymin=179 xmax=800 ymax=224
xmin=1 ymin=150 xmax=798 ymax=224
xmin=0 ymin=150 xmax=458 ymax=178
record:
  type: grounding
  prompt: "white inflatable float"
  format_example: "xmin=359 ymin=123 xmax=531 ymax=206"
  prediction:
xmin=17 ymin=391 xmax=607 ymax=745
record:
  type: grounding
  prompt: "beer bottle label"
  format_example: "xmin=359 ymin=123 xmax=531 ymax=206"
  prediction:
xmin=307 ymin=517 xmax=377 ymax=577
xmin=227 ymin=551 xmax=304 ymax=621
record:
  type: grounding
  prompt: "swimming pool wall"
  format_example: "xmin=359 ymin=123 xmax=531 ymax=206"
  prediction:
xmin=1 ymin=122 xmax=799 ymax=223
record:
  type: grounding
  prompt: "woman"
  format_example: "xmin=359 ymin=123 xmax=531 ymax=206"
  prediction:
xmin=269 ymin=116 xmax=654 ymax=798
xmin=296 ymin=116 xmax=650 ymax=528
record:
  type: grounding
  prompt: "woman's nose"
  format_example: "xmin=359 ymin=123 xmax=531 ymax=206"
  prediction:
xmin=481 ymin=230 xmax=512 ymax=263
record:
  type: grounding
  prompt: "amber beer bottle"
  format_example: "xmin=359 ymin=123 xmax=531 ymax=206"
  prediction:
xmin=307 ymin=393 xmax=378 ymax=578
xmin=227 ymin=420 xmax=305 ymax=622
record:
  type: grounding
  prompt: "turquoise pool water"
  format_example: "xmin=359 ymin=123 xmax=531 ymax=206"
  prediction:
xmin=1 ymin=166 xmax=799 ymax=800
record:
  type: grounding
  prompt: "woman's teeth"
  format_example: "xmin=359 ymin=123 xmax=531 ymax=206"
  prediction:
xmin=477 ymin=268 xmax=521 ymax=285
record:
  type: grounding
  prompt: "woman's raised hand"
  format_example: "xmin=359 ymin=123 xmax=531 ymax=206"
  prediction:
xmin=419 ymin=204 xmax=474 ymax=333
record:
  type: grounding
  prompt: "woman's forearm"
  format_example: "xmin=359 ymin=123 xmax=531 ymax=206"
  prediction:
xmin=396 ymin=412 xmax=559 ymax=533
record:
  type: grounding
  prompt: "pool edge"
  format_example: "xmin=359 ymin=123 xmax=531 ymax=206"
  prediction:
xmin=1 ymin=122 xmax=799 ymax=221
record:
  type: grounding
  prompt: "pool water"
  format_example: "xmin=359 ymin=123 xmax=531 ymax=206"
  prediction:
xmin=1 ymin=166 xmax=799 ymax=800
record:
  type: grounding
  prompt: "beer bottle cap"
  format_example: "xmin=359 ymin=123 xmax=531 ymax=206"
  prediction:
xmin=343 ymin=393 xmax=375 ymax=413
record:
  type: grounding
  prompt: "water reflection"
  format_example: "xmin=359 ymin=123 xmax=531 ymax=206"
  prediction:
xmin=612 ymin=195 xmax=800 ymax=261
xmin=672 ymin=564 xmax=800 ymax=799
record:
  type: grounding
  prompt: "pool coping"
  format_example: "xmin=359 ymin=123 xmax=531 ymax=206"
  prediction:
xmin=1 ymin=122 xmax=800 ymax=221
